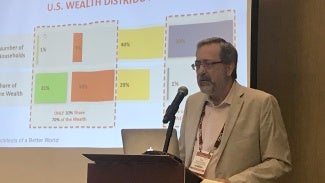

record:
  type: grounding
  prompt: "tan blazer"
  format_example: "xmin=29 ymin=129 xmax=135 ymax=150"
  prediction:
xmin=179 ymin=81 xmax=292 ymax=183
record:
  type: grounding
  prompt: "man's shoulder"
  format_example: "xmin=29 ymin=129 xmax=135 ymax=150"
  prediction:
xmin=187 ymin=92 xmax=206 ymax=101
xmin=236 ymin=83 xmax=274 ymax=100
xmin=236 ymin=84 xmax=280 ymax=108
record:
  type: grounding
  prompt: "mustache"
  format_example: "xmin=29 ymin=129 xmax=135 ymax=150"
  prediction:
xmin=198 ymin=75 xmax=211 ymax=81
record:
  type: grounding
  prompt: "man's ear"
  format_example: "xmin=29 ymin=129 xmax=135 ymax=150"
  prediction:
xmin=226 ymin=62 xmax=235 ymax=77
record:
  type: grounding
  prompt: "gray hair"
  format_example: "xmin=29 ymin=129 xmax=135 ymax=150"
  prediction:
xmin=196 ymin=37 xmax=238 ymax=79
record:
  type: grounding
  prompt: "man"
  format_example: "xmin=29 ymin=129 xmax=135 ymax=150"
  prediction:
xmin=179 ymin=37 xmax=292 ymax=183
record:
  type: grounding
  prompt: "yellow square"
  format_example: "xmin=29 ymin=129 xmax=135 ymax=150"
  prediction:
xmin=117 ymin=69 xmax=150 ymax=100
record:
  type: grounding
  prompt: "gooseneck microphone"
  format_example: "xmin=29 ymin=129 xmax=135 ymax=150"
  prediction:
xmin=163 ymin=86 xmax=188 ymax=124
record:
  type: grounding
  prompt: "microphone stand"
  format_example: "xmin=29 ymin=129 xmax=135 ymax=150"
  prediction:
xmin=143 ymin=115 xmax=182 ymax=163
xmin=163 ymin=115 xmax=175 ymax=153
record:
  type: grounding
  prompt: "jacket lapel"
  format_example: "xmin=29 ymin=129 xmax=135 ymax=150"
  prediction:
xmin=186 ymin=94 xmax=208 ymax=166
xmin=214 ymin=83 xmax=245 ymax=165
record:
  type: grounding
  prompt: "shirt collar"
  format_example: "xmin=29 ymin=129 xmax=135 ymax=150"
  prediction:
xmin=205 ymin=81 xmax=237 ymax=108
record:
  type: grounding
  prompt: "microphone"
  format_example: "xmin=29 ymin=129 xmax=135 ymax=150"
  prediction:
xmin=163 ymin=86 xmax=188 ymax=123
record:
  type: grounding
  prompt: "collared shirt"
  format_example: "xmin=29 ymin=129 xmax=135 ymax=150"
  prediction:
xmin=191 ymin=82 xmax=236 ymax=179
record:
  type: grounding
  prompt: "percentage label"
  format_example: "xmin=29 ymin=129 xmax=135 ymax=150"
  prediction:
xmin=65 ymin=111 xmax=73 ymax=115
xmin=41 ymin=85 xmax=50 ymax=90
xmin=40 ymin=47 xmax=47 ymax=52
xmin=121 ymin=42 xmax=130 ymax=47
xmin=120 ymin=82 xmax=130 ymax=87
xmin=175 ymin=39 xmax=185 ymax=44
xmin=74 ymin=45 xmax=82 ymax=51
xmin=79 ymin=84 xmax=88 ymax=89
xmin=171 ymin=81 xmax=179 ymax=87
xmin=52 ymin=118 xmax=60 ymax=122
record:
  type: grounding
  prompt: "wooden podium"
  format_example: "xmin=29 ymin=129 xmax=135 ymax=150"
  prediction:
xmin=84 ymin=154 xmax=202 ymax=183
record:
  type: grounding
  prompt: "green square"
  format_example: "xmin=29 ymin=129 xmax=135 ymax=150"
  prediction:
xmin=34 ymin=73 xmax=68 ymax=103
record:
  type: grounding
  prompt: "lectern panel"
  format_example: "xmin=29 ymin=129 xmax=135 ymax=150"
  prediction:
xmin=87 ymin=163 xmax=184 ymax=183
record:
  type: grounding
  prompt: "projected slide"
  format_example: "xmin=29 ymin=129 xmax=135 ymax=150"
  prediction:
xmin=164 ymin=10 xmax=236 ymax=127
xmin=31 ymin=21 xmax=117 ymax=128
xmin=0 ymin=0 xmax=250 ymax=147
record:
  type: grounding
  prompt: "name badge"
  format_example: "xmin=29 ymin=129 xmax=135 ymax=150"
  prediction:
xmin=189 ymin=150 xmax=212 ymax=176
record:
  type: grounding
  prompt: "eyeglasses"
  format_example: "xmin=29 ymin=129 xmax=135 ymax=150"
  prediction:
xmin=191 ymin=60 xmax=223 ymax=70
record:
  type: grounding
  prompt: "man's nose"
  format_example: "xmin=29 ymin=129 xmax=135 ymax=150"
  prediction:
xmin=196 ymin=65 xmax=207 ymax=74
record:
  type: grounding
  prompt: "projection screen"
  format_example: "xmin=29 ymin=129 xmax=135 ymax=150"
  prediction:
xmin=0 ymin=0 xmax=253 ymax=148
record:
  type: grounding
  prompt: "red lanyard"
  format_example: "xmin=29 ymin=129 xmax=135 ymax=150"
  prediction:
xmin=198 ymin=102 xmax=225 ymax=151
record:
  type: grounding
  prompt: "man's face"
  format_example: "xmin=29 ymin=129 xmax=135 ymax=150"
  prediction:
xmin=195 ymin=43 xmax=232 ymax=96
